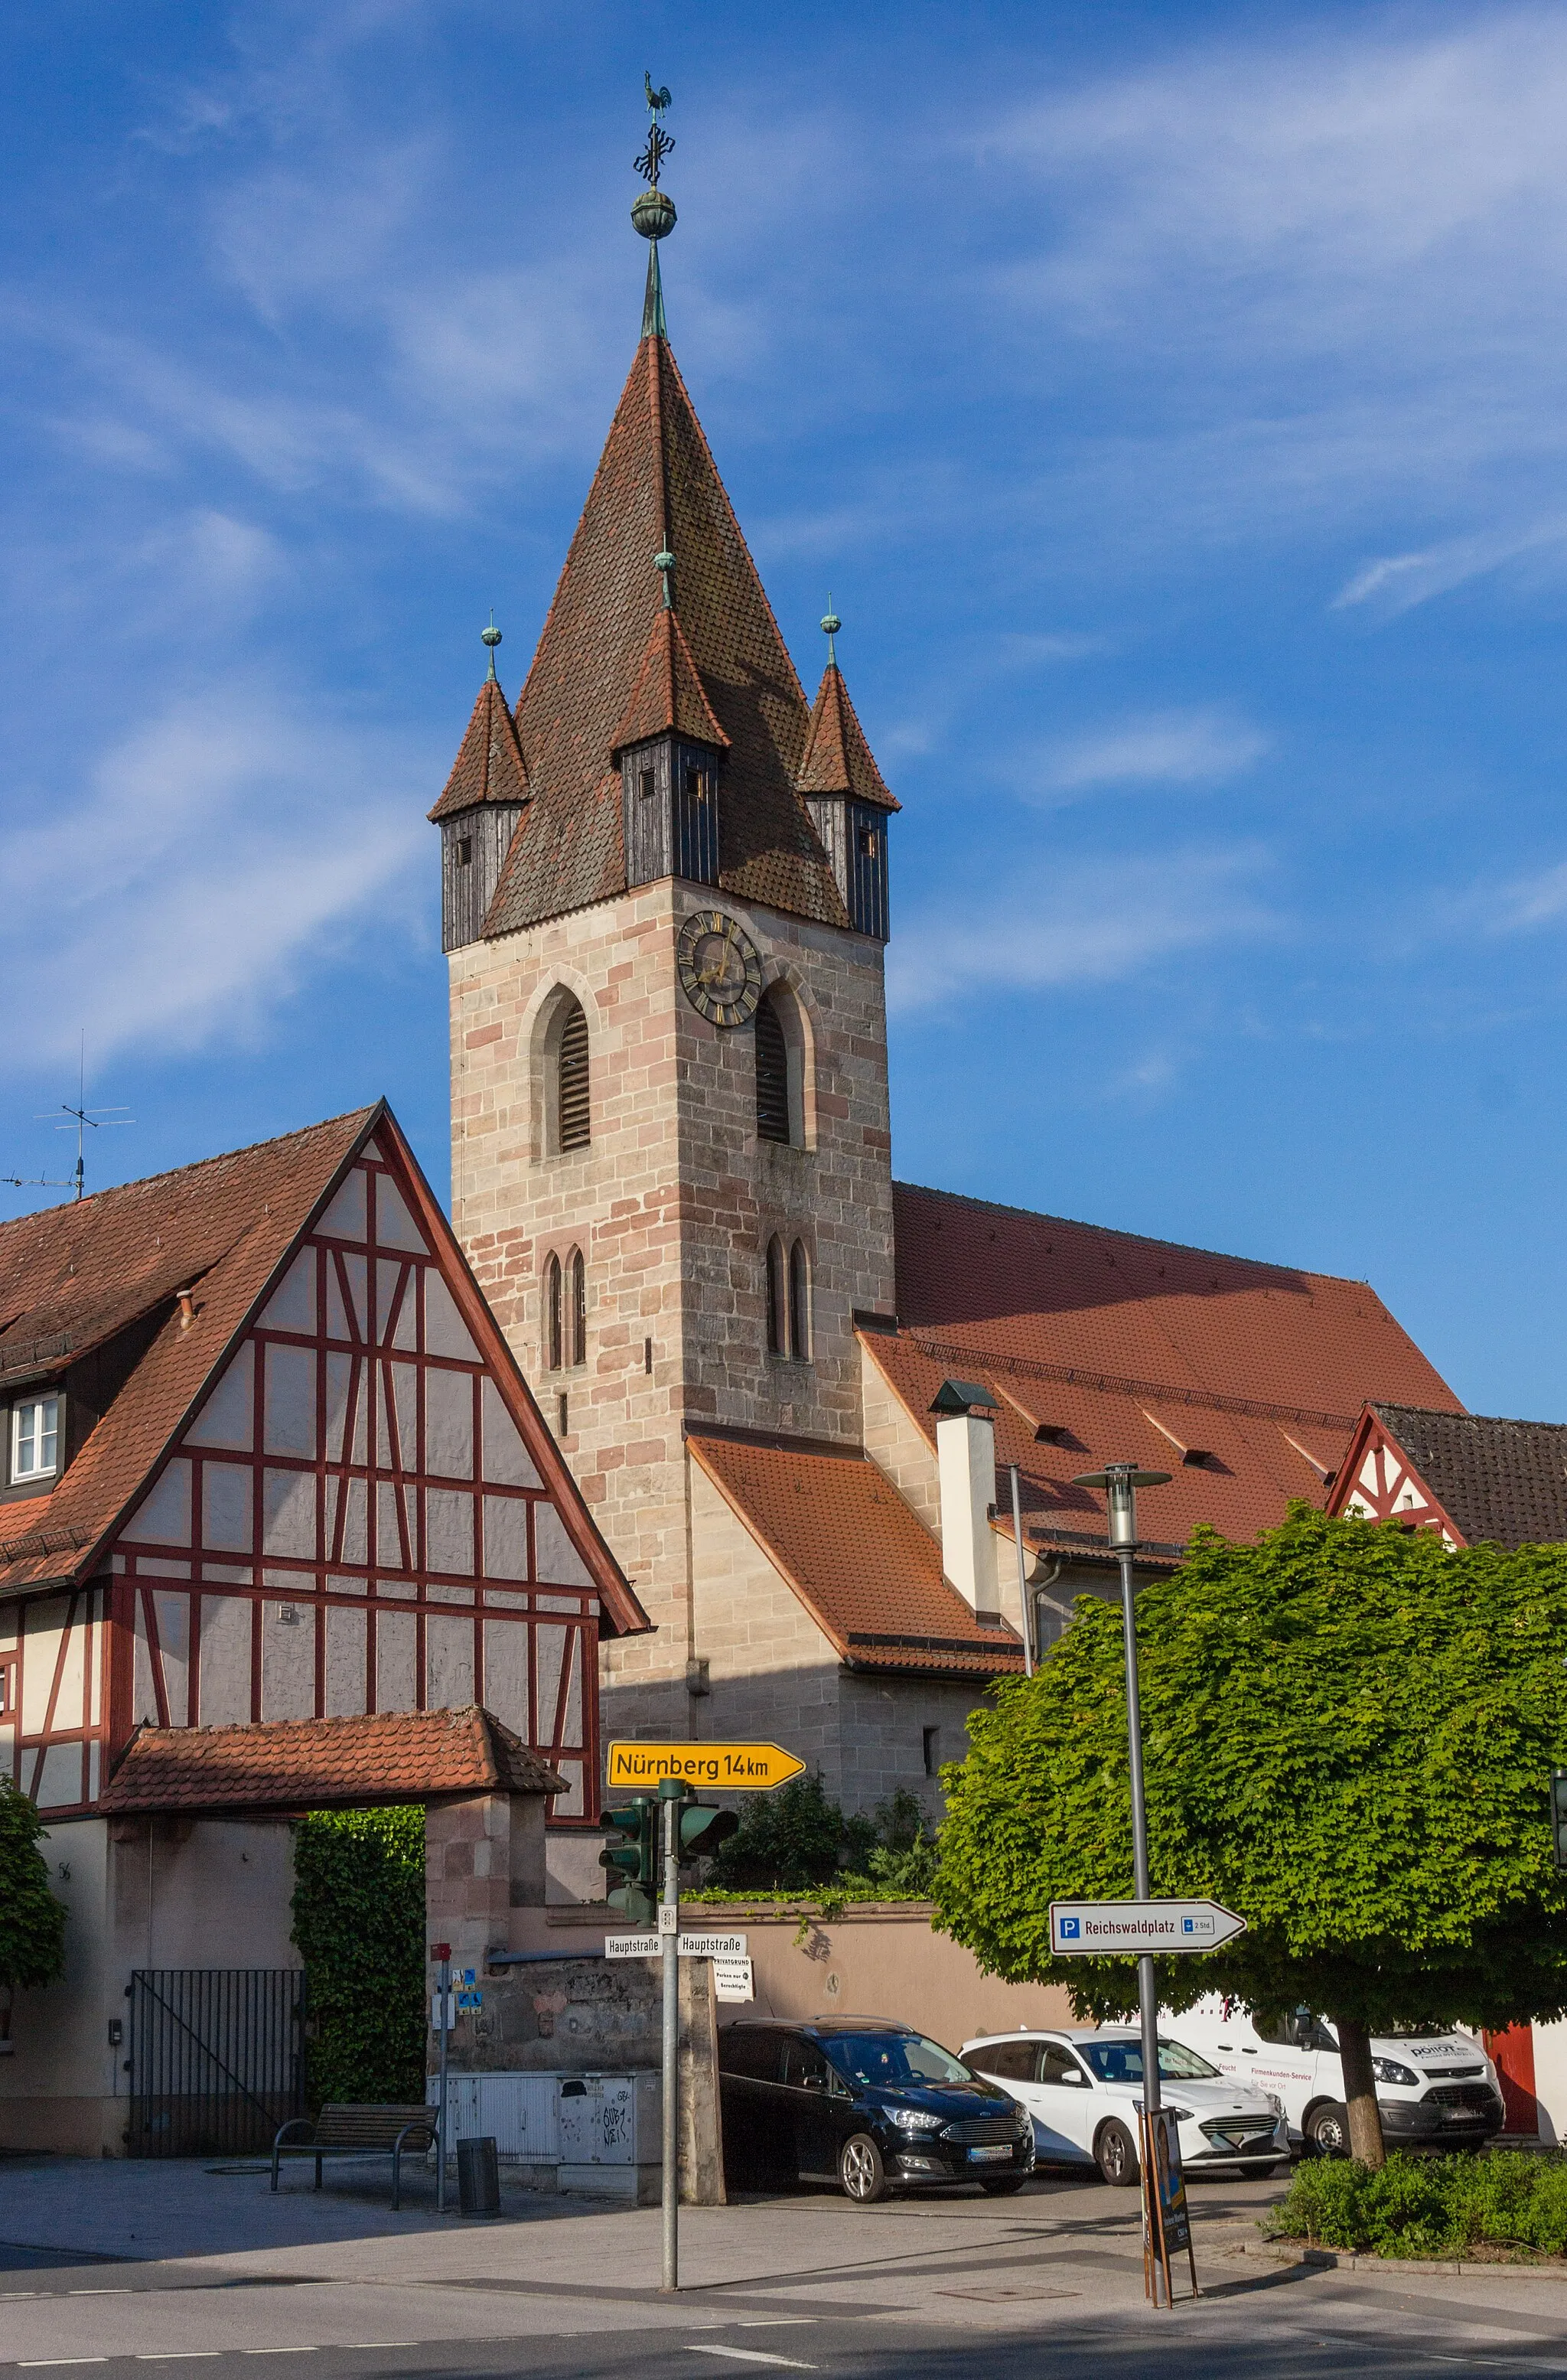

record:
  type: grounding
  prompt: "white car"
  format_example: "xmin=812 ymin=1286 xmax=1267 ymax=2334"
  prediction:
xmin=1168 ymin=1996 xmax=1506 ymax=2157
xmin=963 ymin=2026 xmax=1289 ymax=2186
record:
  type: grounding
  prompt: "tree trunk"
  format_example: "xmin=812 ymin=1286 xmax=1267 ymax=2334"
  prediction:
xmin=1334 ymin=2015 xmax=1386 ymax=2169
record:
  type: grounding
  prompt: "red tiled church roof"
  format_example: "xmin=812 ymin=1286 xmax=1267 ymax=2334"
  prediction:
xmin=878 ymin=1182 xmax=1464 ymax=1563
xmin=484 ymin=328 xmax=849 ymax=937
xmin=798 ymin=663 xmax=898 ymax=810
xmin=688 ymin=1433 xmax=1025 ymax=1678
xmin=611 ymin=605 xmax=730 ymax=756
xmin=99 ymin=1706 xmax=565 ymax=1814
xmin=428 ymin=676 xmax=530 ymax=823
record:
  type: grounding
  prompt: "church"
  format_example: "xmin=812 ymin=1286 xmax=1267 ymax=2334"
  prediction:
xmin=428 ymin=169 xmax=1461 ymax=1900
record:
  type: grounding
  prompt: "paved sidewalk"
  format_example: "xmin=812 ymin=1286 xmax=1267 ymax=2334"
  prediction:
xmin=5 ymin=2158 xmax=1567 ymax=2375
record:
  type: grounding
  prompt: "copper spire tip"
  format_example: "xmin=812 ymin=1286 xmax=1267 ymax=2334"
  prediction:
xmin=481 ymin=611 xmax=502 ymax=681
xmin=821 ymin=596 xmax=841 ymax=665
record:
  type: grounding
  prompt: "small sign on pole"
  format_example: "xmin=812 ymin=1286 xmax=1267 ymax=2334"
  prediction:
xmin=1139 ymin=2107 xmax=1199 ymax=2307
xmin=1048 ymin=1899 xmax=1246 ymax=1957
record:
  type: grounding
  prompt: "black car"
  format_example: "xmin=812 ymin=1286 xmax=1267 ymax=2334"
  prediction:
xmin=717 ymin=2016 xmax=1036 ymax=2203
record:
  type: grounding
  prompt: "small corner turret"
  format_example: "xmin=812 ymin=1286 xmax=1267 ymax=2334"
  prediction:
xmin=797 ymin=605 xmax=898 ymax=941
xmin=428 ymin=622 xmax=530 ymax=952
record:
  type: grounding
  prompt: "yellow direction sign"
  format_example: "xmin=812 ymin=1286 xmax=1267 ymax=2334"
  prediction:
xmin=606 ymin=1740 xmax=806 ymax=1792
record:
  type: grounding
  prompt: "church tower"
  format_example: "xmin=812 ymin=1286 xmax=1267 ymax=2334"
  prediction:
xmin=432 ymin=113 xmax=898 ymax=1844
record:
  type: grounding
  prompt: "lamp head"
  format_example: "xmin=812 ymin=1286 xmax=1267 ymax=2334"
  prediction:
xmin=1070 ymin=1461 xmax=1172 ymax=1549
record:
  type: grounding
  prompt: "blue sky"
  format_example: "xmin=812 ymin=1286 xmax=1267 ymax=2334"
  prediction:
xmin=4 ymin=2 xmax=1566 ymax=1417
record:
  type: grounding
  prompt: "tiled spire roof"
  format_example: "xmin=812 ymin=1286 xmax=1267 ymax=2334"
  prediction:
xmin=483 ymin=328 xmax=847 ymax=936
xmin=798 ymin=661 xmax=898 ymax=811
xmin=611 ymin=603 xmax=730 ymax=755
xmin=428 ymin=675 xmax=530 ymax=823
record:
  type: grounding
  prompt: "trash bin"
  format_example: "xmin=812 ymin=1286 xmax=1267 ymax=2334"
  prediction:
xmin=456 ymin=2134 xmax=500 ymax=2216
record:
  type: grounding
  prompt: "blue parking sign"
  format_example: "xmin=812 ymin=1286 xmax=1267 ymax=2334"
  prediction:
xmin=1060 ymin=1915 xmax=1080 ymax=1939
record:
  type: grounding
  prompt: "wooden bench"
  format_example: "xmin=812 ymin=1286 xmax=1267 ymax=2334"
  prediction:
xmin=271 ymin=2104 xmax=437 ymax=2210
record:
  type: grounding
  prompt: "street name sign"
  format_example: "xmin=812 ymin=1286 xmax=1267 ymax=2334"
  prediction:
xmin=604 ymin=1931 xmax=748 ymax=1961
xmin=1048 ymin=1899 xmax=1247 ymax=1956
xmin=605 ymin=1740 xmax=806 ymax=1792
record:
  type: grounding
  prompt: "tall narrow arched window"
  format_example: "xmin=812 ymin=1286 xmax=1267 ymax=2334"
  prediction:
xmin=755 ymin=995 xmax=790 ymax=1144
xmin=788 ymin=1240 xmax=811 ymax=1362
xmin=556 ymin=996 xmax=590 ymax=1152
xmin=766 ymin=1236 xmax=787 ymax=1357
xmin=568 ymin=1248 xmax=586 ymax=1369
xmin=545 ymin=1252 xmax=563 ymax=1371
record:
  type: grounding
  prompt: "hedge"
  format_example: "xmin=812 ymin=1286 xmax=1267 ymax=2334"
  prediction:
xmin=1269 ymin=2151 xmax=1567 ymax=2260
xmin=291 ymin=1807 xmax=425 ymax=2109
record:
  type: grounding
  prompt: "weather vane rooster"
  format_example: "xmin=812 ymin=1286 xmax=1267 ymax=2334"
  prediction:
xmin=636 ymin=71 xmax=675 ymax=188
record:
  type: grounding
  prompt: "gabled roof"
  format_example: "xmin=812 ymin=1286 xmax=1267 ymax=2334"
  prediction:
xmin=0 ymin=1111 xmax=373 ymax=1591
xmin=428 ymin=674 xmax=530 ymax=823
xmin=0 ymin=1107 xmax=646 ymax=1634
xmin=611 ymin=605 xmax=730 ymax=755
xmin=688 ymin=1431 xmax=1025 ymax=1679
xmin=483 ymin=330 xmax=847 ymax=937
xmin=1340 ymin=1404 xmax=1567 ymax=1550
xmin=98 ymin=1705 xmax=565 ymax=1814
xmin=874 ymin=1182 xmax=1464 ymax=1563
xmin=797 ymin=663 xmax=898 ymax=811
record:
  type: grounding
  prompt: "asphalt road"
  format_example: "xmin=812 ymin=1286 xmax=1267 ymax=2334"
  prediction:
xmin=3 ymin=2165 xmax=1565 ymax=2379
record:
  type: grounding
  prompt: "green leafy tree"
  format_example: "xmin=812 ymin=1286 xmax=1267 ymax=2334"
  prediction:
xmin=0 ymin=1780 xmax=67 ymax=1996
xmin=935 ymin=1507 xmax=1567 ymax=2166
xmin=705 ymin=1774 xmax=878 ymax=1893
xmin=291 ymin=1808 xmax=425 ymax=2108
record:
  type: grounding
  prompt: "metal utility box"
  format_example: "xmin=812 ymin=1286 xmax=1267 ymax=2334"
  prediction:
xmin=428 ymin=2070 xmax=660 ymax=2199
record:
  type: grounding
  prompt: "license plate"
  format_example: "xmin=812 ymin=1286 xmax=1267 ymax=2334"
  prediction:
xmin=969 ymin=2144 xmax=1012 ymax=2162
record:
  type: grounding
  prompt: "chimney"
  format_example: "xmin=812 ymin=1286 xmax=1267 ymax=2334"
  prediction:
xmin=930 ymin=1380 xmax=1000 ymax=1616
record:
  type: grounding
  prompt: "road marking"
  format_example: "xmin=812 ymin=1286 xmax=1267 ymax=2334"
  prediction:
xmin=137 ymin=2357 xmax=220 ymax=2362
xmin=241 ymin=2354 xmax=317 ymax=2359
xmin=686 ymin=2352 xmax=818 ymax=2373
xmin=68 ymin=2292 xmax=135 ymax=2298
xmin=20 ymin=2362 xmax=109 ymax=2369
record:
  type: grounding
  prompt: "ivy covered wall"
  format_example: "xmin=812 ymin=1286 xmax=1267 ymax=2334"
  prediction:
xmin=291 ymin=1807 xmax=425 ymax=2108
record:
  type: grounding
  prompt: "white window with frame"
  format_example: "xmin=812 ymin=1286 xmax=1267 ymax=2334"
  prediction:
xmin=11 ymin=1394 xmax=60 ymax=1483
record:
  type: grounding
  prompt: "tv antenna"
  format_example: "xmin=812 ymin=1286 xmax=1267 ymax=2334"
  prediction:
xmin=3 ymin=1040 xmax=132 ymax=1201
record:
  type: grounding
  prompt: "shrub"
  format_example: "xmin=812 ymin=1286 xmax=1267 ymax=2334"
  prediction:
xmin=1269 ymin=2151 xmax=1567 ymax=2260
xmin=0 ymin=1779 xmax=67 ymax=1993
xmin=703 ymin=1775 xmax=878 ymax=1893
xmin=291 ymin=1808 xmax=425 ymax=2108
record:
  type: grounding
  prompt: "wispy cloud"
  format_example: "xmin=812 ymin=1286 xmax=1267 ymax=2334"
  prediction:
xmin=0 ymin=688 xmax=429 ymax=1071
xmin=886 ymin=844 xmax=1275 ymax=1016
xmin=1333 ymin=517 xmax=1567 ymax=617
xmin=1038 ymin=709 xmax=1268 ymax=796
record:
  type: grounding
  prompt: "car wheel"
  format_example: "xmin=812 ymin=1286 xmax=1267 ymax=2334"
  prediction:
xmin=839 ymin=2133 xmax=890 ymax=2204
xmin=1307 ymin=2104 xmax=1350 ymax=2158
xmin=979 ymin=2175 xmax=1028 ymax=2196
xmin=1095 ymin=2119 xmax=1139 ymax=2186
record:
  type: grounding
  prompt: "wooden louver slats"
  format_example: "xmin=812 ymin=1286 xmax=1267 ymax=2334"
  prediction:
xmin=754 ymin=998 xmax=790 ymax=1144
xmin=558 ymin=1002 xmax=590 ymax=1151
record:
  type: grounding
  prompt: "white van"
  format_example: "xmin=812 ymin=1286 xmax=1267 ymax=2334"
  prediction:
xmin=1170 ymin=1995 xmax=1505 ymax=2155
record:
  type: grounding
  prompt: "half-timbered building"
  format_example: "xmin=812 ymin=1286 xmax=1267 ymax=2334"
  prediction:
xmin=0 ymin=1104 xmax=643 ymax=2149
xmin=1328 ymin=1402 xmax=1567 ymax=1550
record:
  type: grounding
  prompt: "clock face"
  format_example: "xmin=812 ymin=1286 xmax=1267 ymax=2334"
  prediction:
xmin=677 ymin=909 xmax=764 ymax=1027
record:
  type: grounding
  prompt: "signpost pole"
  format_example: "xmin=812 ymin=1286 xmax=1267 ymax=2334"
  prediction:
xmin=434 ymin=1943 xmax=451 ymax=2217
xmin=659 ymin=1780 xmax=683 ymax=2292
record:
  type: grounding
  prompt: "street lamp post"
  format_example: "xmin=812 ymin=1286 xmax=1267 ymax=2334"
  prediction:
xmin=1071 ymin=1462 xmax=1171 ymax=2135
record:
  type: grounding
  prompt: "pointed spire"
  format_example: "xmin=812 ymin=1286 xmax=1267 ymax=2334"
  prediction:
xmin=428 ymin=665 xmax=530 ymax=823
xmin=489 ymin=331 xmax=847 ymax=937
xmin=798 ymin=617 xmax=898 ymax=811
xmin=481 ymin=610 xmax=502 ymax=683
xmin=641 ymin=240 xmax=668 ymax=341
xmin=611 ymin=606 xmax=730 ymax=756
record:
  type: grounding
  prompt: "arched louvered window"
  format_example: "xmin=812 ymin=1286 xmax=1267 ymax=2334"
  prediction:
xmin=557 ymin=996 xmax=590 ymax=1152
xmin=569 ymin=1247 xmax=586 ymax=1369
xmin=755 ymin=994 xmax=790 ymax=1145
xmin=545 ymin=1252 xmax=563 ymax=1372
xmin=766 ymin=1236 xmax=787 ymax=1357
xmin=789 ymin=1240 xmax=811 ymax=1362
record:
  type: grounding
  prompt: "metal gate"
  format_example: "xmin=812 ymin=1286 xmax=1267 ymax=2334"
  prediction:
xmin=127 ymin=1968 xmax=307 ymax=2158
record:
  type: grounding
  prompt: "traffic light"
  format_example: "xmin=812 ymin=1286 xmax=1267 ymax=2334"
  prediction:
xmin=599 ymin=1798 xmax=658 ymax=1922
xmin=679 ymin=1801 xmax=740 ymax=1863
xmin=1551 ymin=1772 xmax=1567 ymax=1873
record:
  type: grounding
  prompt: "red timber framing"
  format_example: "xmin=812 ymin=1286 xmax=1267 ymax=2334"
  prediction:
xmin=1328 ymin=1407 xmax=1462 ymax=1548
xmin=0 ymin=1119 xmax=638 ymax=1824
